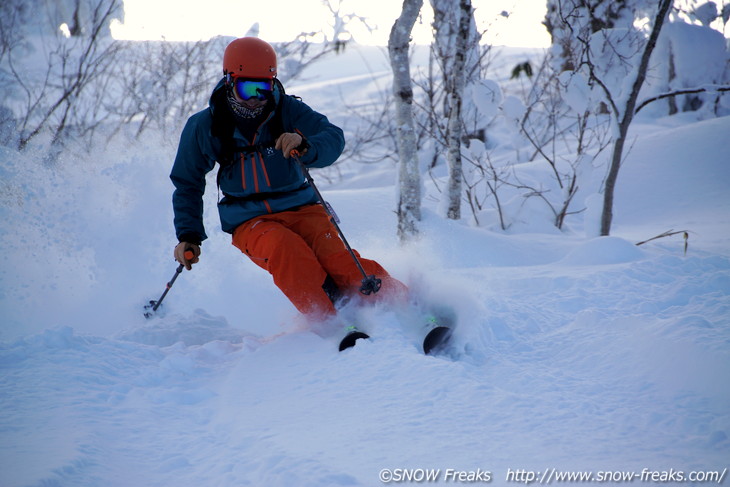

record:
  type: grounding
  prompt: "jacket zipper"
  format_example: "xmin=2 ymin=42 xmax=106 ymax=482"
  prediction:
xmin=250 ymin=153 xmax=259 ymax=193
xmin=237 ymin=111 xmax=276 ymax=212
xmin=240 ymin=153 xmax=247 ymax=190
xmin=257 ymin=152 xmax=271 ymax=187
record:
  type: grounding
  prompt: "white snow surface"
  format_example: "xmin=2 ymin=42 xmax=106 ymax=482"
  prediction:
xmin=1 ymin=45 xmax=730 ymax=486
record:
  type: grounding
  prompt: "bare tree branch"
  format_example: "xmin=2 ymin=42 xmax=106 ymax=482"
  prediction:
xmin=601 ymin=0 xmax=673 ymax=236
xmin=635 ymin=85 xmax=730 ymax=114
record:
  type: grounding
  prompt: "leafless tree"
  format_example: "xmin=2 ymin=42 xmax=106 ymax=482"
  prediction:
xmin=518 ymin=57 xmax=612 ymax=229
xmin=112 ymin=38 xmax=221 ymax=141
xmin=389 ymin=0 xmax=424 ymax=243
xmin=443 ymin=0 xmax=473 ymax=220
xmin=1 ymin=0 xmax=123 ymax=154
xmin=429 ymin=0 xmax=482 ymax=220
xmin=596 ymin=0 xmax=673 ymax=235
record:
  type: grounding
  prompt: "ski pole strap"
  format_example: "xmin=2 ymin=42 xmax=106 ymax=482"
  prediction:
xmin=292 ymin=128 xmax=311 ymax=155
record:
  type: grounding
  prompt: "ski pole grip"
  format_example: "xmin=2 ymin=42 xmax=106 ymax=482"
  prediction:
xmin=289 ymin=128 xmax=309 ymax=159
xmin=183 ymin=250 xmax=195 ymax=261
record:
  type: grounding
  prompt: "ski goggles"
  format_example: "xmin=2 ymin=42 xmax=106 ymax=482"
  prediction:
xmin=232 ymin=78 xmax=273 ymax=101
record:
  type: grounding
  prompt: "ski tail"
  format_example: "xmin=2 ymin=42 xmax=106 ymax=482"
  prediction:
xmin=338 ymin=325 xmax=370 ymax=351
xmin=421 ymin=312 xmax=455 ymax=355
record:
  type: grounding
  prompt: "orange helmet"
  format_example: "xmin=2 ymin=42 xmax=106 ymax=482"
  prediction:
xmin=223 ymin=37 xmax=277 ymax=79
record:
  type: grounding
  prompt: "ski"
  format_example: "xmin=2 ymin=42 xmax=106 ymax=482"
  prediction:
xmin=337 ymin=315 xmax=454 ymax=354
xmin=422 ymin=325 xmax=453 ymax=355
xmin=421 ymin=313 xmax=454 ymax=354
xmin=338 ymin=326 xmax=370 ymax=351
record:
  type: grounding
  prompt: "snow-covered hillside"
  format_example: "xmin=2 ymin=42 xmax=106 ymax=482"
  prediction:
xmin=1 ymin=44 xmax=729 ymax=486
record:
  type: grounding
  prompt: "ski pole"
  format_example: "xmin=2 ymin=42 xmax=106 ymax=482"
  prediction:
xmin=144 ymin=249 xmax=195 ymax=318
xmin=290 ymin=150 xmax=381 ymax=295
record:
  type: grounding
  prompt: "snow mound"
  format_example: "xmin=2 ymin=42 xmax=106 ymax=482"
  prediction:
xmin=116 ymin=309 xmax=251 ymax=347
xmin=560 ymin=236 xmax=646 ymax=266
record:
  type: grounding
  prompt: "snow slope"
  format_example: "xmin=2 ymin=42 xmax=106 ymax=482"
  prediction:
xmin=1 ymin=45 xmax=729 ymax=486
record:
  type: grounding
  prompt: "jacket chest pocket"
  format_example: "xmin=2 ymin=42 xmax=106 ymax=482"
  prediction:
xmin=257 ymin=151 xmax=303 ymax=189
xmin=219 ymin=150 xmax=302 ymax=195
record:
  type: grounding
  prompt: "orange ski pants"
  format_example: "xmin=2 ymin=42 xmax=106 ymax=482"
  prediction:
xmin=232 ymin=204 xmax=407 ymax=319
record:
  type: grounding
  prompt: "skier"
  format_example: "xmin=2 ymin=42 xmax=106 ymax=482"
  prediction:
xmin=170 ymin=37 xmax=407 ymax=328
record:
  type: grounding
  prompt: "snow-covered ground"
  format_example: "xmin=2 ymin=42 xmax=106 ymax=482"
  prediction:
xmin=1 ymin=44 xmax=729 ymax=486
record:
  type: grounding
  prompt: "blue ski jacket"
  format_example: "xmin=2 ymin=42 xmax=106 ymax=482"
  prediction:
xmin=170 ymin=79 xmax=345 ymax=244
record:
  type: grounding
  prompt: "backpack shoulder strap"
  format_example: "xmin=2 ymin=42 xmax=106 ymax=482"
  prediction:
xmin=267 ymin=78 xmax=288 ymax=140
xmin=210 ymin=88 xmax=236 ymax=165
